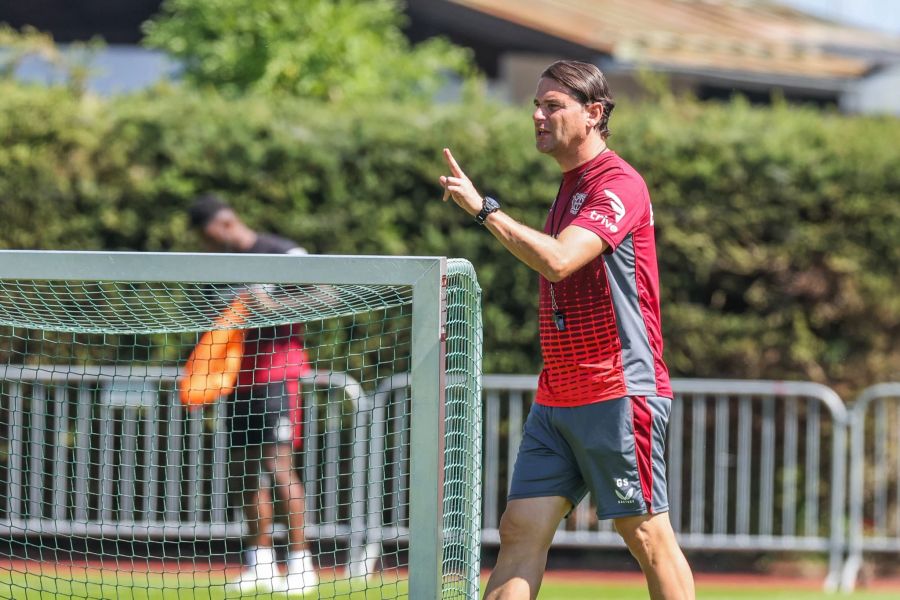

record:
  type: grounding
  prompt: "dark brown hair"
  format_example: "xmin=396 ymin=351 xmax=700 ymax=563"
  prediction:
xmin=188 ymin=194 xmax=230 ymax=228
xmin=541 ymin=60 xmax=615 ymax=139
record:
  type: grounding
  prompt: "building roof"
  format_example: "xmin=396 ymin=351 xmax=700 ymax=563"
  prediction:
xmin=444 ymin=0 xmax=900 ymax=81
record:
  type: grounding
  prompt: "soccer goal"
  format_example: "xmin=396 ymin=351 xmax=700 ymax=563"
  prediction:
xmin=0 ymin=251 xmax=482 ymax=599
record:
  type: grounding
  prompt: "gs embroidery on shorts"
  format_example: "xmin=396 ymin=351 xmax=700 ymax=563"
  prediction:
xmin=614 ymin=477 xmax=637 ymax=504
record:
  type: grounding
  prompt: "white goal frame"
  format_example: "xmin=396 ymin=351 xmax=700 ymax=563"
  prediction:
xmin=0 ymin=250 xmax=450 ymax=599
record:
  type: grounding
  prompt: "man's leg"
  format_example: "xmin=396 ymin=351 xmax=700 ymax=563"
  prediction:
xmin=614 ymin=512 xmax=695 ymax=600
xmin=247 ymin=483 xmax=275 ymax=548
xmin=483 ymin=496 xmax=570 ymax=600
xmin=266 ymin=439 xmax=316 ymax=594
xmin=267 ymin=442 xmax=306 ymax=551
xmin=235 ymin=445 xmax=274 ymax=548
xmin=227 ymin=444 xmax=283 ymax=591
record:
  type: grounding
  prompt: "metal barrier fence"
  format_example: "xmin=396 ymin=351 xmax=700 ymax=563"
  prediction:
xmin=481 ymin=375 xmax=850 ymax=592
xmin=0 ymin=364 xmax=479 ymax=581
xmin=0 ymin=365 xmax=378 ymax=575
xmin=3 ymin=367 xmax=899 ymax=592
xmin=369 ymin=371 xmax=483 ymax=595
xmin=841 ymin=383 xmax=900 ymax=592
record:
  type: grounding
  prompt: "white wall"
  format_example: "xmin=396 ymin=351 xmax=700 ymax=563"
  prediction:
xmin=842 ymin=64 xmax=900 ymax=116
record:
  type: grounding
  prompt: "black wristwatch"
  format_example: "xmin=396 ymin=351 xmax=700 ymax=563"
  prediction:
xmin=475 ymin=196 xmax=501 ymax=225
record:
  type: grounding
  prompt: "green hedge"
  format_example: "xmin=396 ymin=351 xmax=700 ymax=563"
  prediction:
xmin=2 ymin=81 xmax=899 ymax=397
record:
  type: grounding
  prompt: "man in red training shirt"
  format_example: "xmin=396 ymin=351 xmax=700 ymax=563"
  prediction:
xmin=439 ymin=60 xmax=695 ymax=600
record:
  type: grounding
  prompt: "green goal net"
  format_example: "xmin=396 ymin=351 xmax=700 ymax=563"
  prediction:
xmin=0 ymin=251 xmax=482 ymax=599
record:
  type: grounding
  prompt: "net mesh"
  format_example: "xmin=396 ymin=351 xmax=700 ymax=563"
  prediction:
xmin=0 ymin=256 xmax=482 ymax=599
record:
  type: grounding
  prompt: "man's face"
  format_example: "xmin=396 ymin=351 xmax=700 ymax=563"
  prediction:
xmin=533 ymin=78 xmax=593 ymax=158
xmin=200 ymin=209 xmax=237 ymax=251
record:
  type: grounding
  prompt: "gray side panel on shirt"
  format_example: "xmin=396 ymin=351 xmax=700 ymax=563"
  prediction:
xmin=603 ymin=235 xmax=657 ymax=395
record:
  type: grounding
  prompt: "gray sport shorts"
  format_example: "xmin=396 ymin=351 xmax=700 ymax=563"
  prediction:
xmin=227 ymin=381 xmax=295 ymax=448
xmin=507 ymin=395 xmax=672 ymax=520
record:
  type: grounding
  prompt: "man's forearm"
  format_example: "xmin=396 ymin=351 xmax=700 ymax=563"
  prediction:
xmin=482 ymin=211 xmax=565 ymax=281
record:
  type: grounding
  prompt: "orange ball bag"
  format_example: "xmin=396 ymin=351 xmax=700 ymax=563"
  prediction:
xmin=179 ymin=297 xmax=249 ymax=406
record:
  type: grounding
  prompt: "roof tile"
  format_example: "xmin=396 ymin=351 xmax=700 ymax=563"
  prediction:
xmin=450 ymin=0 xmax=900 ymax=79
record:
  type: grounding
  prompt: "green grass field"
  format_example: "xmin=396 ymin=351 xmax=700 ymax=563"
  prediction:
xmin=0 ymin=571 xmax=405 ymax=599
xmin=1 ymin=572 xmax=898 ymax=599
xmin=535 ymin=580 xmax=900 ymax=600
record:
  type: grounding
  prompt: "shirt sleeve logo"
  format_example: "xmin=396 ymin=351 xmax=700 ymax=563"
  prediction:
xmin=588 ymin=189 xmax=627 ymax=233
xmin=604 ymin=189 xmax=626 ymax=223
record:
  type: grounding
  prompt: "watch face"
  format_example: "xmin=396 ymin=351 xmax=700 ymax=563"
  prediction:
xmin=476 ymin=197 xmax=500 ymax=224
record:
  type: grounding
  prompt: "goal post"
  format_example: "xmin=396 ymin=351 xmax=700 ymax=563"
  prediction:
xmin=0 ymin=250 xmax=483 ymax=599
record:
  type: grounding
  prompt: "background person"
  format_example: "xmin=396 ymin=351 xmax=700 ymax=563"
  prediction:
xmin=439 ymin=60 xmax=695 ymax=600
xmin=188 ymin=194 xmax=317 ymax=595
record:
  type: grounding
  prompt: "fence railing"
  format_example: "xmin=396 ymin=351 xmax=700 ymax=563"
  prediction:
xmin=481 ymin=375 xmax=850 ymax=592
xmin=1 ymin=367 xmax=898 ymax=593
xmin=841 ymin=383 xmax=900 ymax=592
xmin=668 ymin=379 xmax=848 ymax=593
xmin=0 ymin=365 xmax=380 ymax=576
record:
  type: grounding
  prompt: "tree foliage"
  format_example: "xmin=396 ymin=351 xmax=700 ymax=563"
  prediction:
xmin=141 ymin=0 xmax=474 ymax=101
xmin=2 ymin=76 xmax=900 ymax=397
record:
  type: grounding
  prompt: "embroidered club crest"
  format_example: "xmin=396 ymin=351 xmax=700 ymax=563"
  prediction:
xmin=570 ymin=192 xmax=587 ymax=215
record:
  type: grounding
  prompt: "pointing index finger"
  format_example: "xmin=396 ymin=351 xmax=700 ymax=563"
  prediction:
xmin=443 ymin=148 xmax=466 ymax=179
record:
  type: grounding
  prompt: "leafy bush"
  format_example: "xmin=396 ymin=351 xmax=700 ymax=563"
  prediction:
xmin=1 ymin=80 xmax=899 ymax=397
xmin=613 ymin=96 xmax=900 ymax=397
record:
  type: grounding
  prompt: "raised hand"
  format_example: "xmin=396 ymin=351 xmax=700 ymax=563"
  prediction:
xmin=439 ymin=148 xmax=484 ymax=217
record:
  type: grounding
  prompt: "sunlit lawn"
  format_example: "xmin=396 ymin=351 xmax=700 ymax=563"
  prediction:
xmin=535 ymin=580 xmax=900 ymax=599
xmin=2 ymin=571 xmax=898 ymax=599
xmin=0 ymin=571 xmax=404 ymax=599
